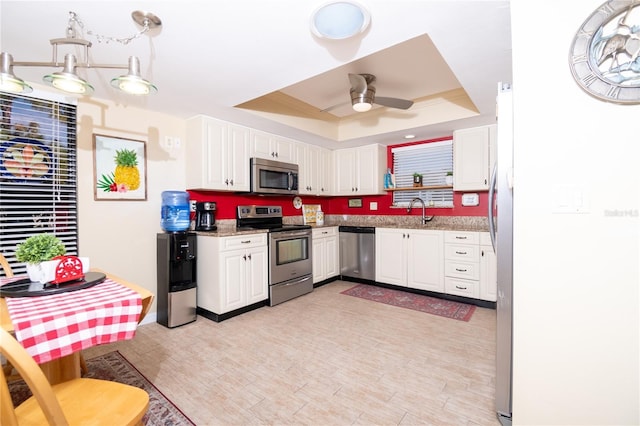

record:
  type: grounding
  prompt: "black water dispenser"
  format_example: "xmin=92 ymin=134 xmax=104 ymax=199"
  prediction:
xmin=157 ymin=232 xmax=197 ymax=328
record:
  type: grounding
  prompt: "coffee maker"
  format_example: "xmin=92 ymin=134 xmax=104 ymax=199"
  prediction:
xmin=195 ymin=201 xmax=216 ymax=231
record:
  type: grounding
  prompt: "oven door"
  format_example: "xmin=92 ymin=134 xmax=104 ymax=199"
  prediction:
xmin=269 ymin=229 xmax=312 ymax=285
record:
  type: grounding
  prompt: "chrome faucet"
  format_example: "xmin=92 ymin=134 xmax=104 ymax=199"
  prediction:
xmin=407 ymin=197 xmax=433 ymax=224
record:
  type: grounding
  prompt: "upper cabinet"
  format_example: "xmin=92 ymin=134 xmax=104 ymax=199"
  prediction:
xmin=186 ymin=116 xmax=250 ymax=191
xmin=296 ymin=143 xmax=332 ymax=196
xmin=453 ymin=124 xmax=496 ymax=191
xmin=333 ymin=144 xmax=386 ymax=196
xmin=250 ymin=130 xmax=296 ymax=163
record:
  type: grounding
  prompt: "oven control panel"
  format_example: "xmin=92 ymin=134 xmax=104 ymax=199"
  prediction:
xmin=237 ymin=205 xmax=282 ymax=219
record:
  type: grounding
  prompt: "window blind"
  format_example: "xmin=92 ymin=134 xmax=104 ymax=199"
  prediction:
xmin=391 ymin=139 xmax=453 ymax=207
xmin=0 ymin=91 xmax=78 ymax=276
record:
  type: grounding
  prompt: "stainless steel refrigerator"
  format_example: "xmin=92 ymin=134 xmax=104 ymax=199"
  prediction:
xmin=489 ymin=82 xmax=514 ymax=426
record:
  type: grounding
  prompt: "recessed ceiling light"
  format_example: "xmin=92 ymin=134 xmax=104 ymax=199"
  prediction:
xmin=404 ymin=134 xmax=416 ymax=139
xmin=310 ymin=1 xmax=371 ymax=40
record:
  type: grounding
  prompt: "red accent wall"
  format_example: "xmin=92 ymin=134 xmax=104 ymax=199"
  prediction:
xmin=188 ymin=136 xmax=488 ymax=220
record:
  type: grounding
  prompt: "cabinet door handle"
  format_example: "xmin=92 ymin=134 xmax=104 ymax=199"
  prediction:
xmin=243 ymin=254 xmax=247 ymax=261
xmin=455 ymin=285 xmax=467 ymax=290
xmin=455 ymin=268 xmax=467 ymax=272
xmin=225 ymin=179 xmax=229 ymax=185
xmin=481 ymin=250 xmax=485 ymax=256
xmin=247 ymin=253 xmax=252 ymax=260
xmin=455 ymin=251 xmax=467 ymax=255
xmin=230 ymin=179 xmax=234 ymax=186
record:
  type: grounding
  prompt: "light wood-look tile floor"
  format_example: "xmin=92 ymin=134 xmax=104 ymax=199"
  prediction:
xmin=84 ymin=281 xmax=499 ymax=425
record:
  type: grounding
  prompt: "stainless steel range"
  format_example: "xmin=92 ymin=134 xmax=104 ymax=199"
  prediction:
xmin=236 ymin=205 xmax=313 ymax=306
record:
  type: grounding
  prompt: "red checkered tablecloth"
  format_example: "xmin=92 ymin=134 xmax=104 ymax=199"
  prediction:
xmin=1 ymin=276 xmax=142 ymax=364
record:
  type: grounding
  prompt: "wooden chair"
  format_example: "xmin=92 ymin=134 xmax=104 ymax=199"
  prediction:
xmin=0 ymin=327 xmax=149 ymax=426
xmin=0 ymin=253 xmax=13 ymax=278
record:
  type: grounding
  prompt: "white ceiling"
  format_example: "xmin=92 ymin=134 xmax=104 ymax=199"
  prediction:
xmin=0 ymin=1 xmax=512 ymax=150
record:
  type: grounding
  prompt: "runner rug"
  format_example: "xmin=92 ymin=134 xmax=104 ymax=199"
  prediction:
xmin=8 ymin=351 xmax=195 ymax=426
xmin=341 ymin=284 xmax=476 ymax=321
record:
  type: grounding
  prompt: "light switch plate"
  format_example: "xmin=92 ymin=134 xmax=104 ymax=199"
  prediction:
xmin=461 ymin=193 xmax=479 ymax=206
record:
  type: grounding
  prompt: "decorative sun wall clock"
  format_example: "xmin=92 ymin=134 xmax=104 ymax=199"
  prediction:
xmin=569 ymin=0 xmax=640 ymax=104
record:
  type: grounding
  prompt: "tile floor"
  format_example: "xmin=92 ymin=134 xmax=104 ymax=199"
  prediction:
xmin=84 ymin=280 xmax=500 ymax=425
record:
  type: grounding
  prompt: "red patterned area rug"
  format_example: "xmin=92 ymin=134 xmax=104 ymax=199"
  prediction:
xmin=341 ymin=284 xmax=476 ymax=321
xmin=8 ymin=351 xmax=195 ymax=426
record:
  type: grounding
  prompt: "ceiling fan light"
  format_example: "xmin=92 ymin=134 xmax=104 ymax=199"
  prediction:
xmin=110 ymin=56 xmax=157 ymax=95
xmin=0 ymin=52 xmax=33 ymax=93
xmin=352 ymin=101 xmax=372 ymax=112
xmin=311 ymin=1 xmax=371 ymax=40
xmin=43 ymin=54 xmax=94 ymax=94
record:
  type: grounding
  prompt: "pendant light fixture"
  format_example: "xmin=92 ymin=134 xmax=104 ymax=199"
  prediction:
xmin=0 ymin=10 xmax=161 ymax=96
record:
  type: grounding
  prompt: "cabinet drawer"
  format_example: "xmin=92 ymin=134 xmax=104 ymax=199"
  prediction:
xmin=312 ymin=226 xmax=337 ymax=238
xmin=444 ymin=231 xmax=479 ymax=245
xmin=221 ymin=233 xmax=267 ymax=250
xmin=444 ymin=244 xmax=479 ymax=261
xmin=445 ymin=260 xmax=479 ymax=280
xmin=445 ymin=277 xmax=479 ymax=299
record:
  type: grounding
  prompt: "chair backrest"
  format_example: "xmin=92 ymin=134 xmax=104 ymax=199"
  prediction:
xmin=0 ymin=327 xmax=69 ymax=426
xmin=0 ymin=253 xmax=14 ymax=278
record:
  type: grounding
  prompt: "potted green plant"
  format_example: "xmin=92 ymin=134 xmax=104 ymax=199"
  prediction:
xmin=445 ymin=171 xmax=453 ymax=185
xmin=15 ymin=234 xmax=66 ymax=283
xmin=413 ymin=172 xmax=423 ymax=187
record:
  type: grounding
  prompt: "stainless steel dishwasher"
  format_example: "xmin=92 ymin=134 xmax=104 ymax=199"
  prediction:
xmin=339 ymin=226 xmax=375 ymax=281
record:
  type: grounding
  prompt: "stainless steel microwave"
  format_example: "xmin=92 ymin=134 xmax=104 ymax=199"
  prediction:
xmin=250 ymin=157 xmax=299 ymax=195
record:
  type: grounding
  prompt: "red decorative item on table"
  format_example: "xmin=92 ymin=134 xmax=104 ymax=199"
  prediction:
xmin=50 ymin=255 xmax=84 ymax=284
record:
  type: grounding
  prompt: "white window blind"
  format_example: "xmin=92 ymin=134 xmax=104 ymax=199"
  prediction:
xmin=0 ymin=91 xmax=78 ymax=276
xmin=391 ymin=140 xmax=453 ymax=207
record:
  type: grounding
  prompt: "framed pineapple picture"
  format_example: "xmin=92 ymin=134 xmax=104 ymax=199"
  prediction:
xmin=93 ymin=134 xmax=147 ymax=201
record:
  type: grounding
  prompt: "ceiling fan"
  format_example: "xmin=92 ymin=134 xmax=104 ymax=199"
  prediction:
xmin=323 ymin=73 xmax=414 ymax=113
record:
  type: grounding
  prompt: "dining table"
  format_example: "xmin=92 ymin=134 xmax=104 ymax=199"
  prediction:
xmin=0 ymin=269 xmax=153 ymax=385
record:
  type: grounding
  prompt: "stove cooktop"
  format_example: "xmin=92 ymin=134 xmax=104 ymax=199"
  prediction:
xmin=236 ymin=205 xmax=310 ymax=233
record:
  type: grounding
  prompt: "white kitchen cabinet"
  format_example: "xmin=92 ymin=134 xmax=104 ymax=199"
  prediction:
xmin=453 ymin=124 xmax=496 ymax=191
xmin=376 ymin=227 xmax=444 ymax=292
xmin=186 ymin=115 xmax=250 ymax=191
xmin=312 ymin=227 xmax=339 ymax=283
xmin=444 ymin=230 xmax=497 ymax=301
xmin=296 ymin=143 xmax=332 ymax=196
xmin=250 ymin=130 xmax=296 ymax=163
xmin=479 ymin=232 xmax=497 ymax=302
xmin=333 ymin=144 xmax=386 ymax=195
xmin=197 ymin=233 xmax=268 ymax=315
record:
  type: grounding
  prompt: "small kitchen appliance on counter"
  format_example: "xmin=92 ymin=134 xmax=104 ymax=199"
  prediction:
xmin=195 ymin=201 xmax=216 ymax=231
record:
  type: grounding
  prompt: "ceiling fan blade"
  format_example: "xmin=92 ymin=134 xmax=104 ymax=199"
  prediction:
xmin=348 ymin=73 xmax=368 ymax=94
xmin=320 ymin=101 xmax=349 ymax=113
xmin=374 ymin=96 xmax=414 ymax=110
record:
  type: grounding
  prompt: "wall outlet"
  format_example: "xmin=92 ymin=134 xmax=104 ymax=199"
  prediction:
xmin=190 ymin=200 xmax=197 ymax=212
xmin=370 ymin=201 xmax=378 ymax=211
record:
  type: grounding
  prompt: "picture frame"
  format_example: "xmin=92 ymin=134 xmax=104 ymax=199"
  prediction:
xmin=93 ymin=134 xmax=147 ymax=201
xmin=348 ymin=198 xmax=362 ymax=208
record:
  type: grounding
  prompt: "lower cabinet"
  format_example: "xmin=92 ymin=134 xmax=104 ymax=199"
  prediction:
xmin=444 ymin=231 xmax=497 ymax=302
xmin=479 ymin=232 xmax=497 ymax=302
xmin=312 ymin=227 xmax=339 ymax=283
xmin=375 ymin=228 xmax=444 ymax=292
xmin=197 ymin=233 xmax=268 ymax=315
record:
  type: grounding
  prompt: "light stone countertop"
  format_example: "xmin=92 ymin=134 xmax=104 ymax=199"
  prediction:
xmin=195 ymin=215 xmax=489 ymax=237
